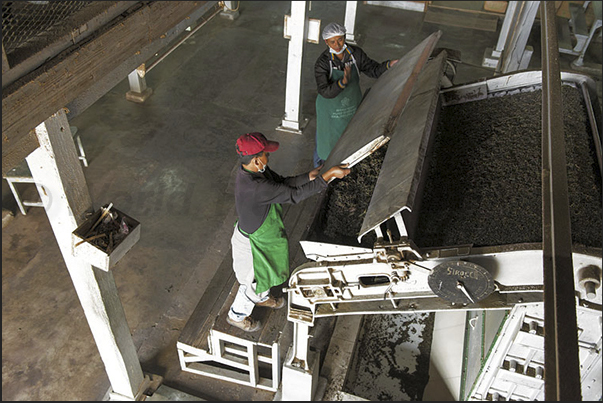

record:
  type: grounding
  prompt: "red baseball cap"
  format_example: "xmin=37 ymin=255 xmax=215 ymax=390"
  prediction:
xmin=236 ymin=132 xmax=279 ymax=156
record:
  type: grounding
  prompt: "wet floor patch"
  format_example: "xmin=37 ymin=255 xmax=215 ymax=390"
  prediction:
xmin=342 ymin=312 xmax=435 ymax=401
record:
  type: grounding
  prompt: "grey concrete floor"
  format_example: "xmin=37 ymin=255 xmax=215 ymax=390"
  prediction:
xmin=2 ymin=1 xmax=601 ymax=401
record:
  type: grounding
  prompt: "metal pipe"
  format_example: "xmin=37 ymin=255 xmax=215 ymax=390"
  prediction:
xmin=540 ymin=2 xmax=582 ymax=400
xmin=147 ymin=4 xmax=222 ymax=73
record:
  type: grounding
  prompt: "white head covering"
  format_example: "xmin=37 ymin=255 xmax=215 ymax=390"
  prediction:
xmin=322 ymin=22 xmax=346 ymax=40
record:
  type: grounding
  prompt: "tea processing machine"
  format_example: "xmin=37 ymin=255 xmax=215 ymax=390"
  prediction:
xmin=176 ymin=29 xmax=601 ymax=400
xmin=281 ymin=31 xmax=602 ymax=401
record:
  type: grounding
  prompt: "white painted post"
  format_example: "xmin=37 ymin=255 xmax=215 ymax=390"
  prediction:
xmin=220 ymin=1 xmax=240 ymax=20
xmin=25 ymin=109 xmax=147 ymax=401
xmin=495 ymin=1 xmax=518 ymax=58
xmin=126 ymin=64 xmax=153 ymax=103
xmin=499 ymin=1 xmax=540 ymax=74
xmin=281 ymin=322 xmax=320 ymax=400
xmin=482 ymin=1 xmax=519 ymax=68
xmin=344 ymin=1 xmax=358 ymax=44
xmin=291 ymin=320 xmax=310 ymax=369
xmin=276 ymin=1 xmax=309 ymax=134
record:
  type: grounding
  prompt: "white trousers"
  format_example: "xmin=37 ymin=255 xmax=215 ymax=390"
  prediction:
xmin=228 ymin=226 xmax=269 ymax=321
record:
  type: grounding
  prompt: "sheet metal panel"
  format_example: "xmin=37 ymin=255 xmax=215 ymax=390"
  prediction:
xmin=358 ymin=51 xmax=447 ymax=240
xmin=321 ymin=31 xmax=442 ymax=173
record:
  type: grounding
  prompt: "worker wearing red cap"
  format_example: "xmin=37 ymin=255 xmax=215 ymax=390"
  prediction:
xmin=228 ymin=132 xmax=350 ymax=332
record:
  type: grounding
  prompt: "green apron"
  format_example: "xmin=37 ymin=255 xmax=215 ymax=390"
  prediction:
xmin=315 ymin=58 xmax=362 ymax=161
xmin=240 ymin=203 xmax=290 ymax=294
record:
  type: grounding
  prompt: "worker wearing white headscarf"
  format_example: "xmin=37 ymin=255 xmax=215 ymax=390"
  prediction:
xmin=313 ymin=22 xmax=399 ymax=167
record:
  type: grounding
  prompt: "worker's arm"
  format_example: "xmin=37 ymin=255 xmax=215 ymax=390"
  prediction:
xmin=351 ymin=45 xmax=391 ymax=79
xmin=320 ymin=164 xmax=351 ymax=182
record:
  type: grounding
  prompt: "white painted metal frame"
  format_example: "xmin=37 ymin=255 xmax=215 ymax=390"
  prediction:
xmin=4 ymin=125 xmax=87 ymax=215
xmin=176 ymin=329 xmax=281 ymax=391
xmin=3 ymin=161 xmax=44 ymax=216
xmin=286 ymin=247 xmax=601 ymax=325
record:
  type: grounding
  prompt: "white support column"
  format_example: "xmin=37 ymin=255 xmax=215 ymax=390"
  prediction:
xmin=482 ymin=1 xmax=519 ymax=68
xmin=25 ymin=109 xmax=147 ymax=401
xmin=281 ymin=322 xmax=320 ymax=401
xmin=499 ymin=1 xmax=540 ymax=74
xmin=276 ymin=1 xmax=309 ymax=135
xmin=344 ymin=1 xmax=358 ymax=44
xmin=220 ymin=1 xmax=240 ymax=20
xmin=126 ymin=64 xmax=153 ymax=103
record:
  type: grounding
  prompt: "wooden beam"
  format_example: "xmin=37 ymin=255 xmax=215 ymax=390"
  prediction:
xmin=65 ymin=1 xmax=219 ymax=119
xmin=2 ymin=1 xmax=209 ymax=176
xmin=2 ymin=2 xmax=135 ymax=90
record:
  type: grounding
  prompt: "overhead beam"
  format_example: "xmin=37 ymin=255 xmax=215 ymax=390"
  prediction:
xmin=2 ymin=2 xmax=135 ymax=90
xmin=65 ymin=1 xmax=219 ymax=118
xmin=2 ymin=1 xmax=211 ymax=176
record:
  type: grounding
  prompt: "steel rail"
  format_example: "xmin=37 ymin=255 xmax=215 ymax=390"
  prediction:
xmin=540 ymin=2 xmax=582 ymax=400
xmin=147 ymin=3 xmax=223 ymax=73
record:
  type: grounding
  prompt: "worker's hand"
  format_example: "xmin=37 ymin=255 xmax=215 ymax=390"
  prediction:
xmin=309 ymin=165 xmax=323 ymax=181
xmin=322 ymin=164 xmax=351 ymax=182
xmin=390 ymin=59 xmax=399 ymax=67
xmin=342 ymin=64 xmax=352 ymax=85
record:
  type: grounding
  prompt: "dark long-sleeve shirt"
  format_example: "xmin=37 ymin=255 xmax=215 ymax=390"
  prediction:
xmin=235 ymin=165 xmax=327 ymax=234
xmin=315 ymin=44 xmax=391 ymax=99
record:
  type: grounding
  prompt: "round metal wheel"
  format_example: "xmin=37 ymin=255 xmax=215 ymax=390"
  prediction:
xmin=428 ymin=260 xmax=495 ymax=304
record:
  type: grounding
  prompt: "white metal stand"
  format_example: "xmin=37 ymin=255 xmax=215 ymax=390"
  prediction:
xmin=277 ymin=1 xmax=309 ymax=135
xmin=177 ymin=329 xmax=282 ymax=391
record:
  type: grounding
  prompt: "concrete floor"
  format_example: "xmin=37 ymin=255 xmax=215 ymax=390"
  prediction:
xmin=3 ymin=1 xmax=602 ymax=401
